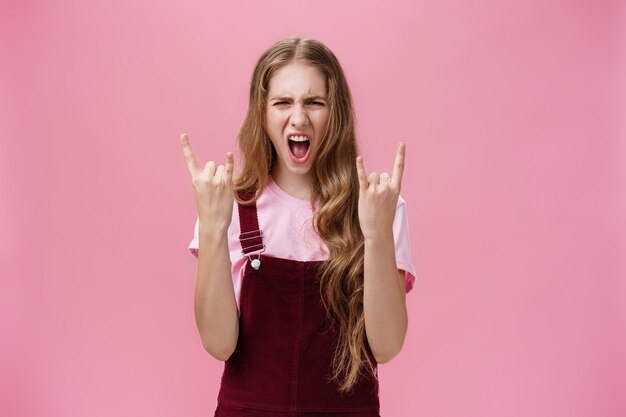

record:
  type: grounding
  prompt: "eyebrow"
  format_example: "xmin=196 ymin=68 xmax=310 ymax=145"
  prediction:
xmin=269 ymin=95 xmax=327 ymax=101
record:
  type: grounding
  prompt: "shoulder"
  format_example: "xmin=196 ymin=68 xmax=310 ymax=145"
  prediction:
xmin=395 ymin=194 xmax=408 ymax=214
xmin=392 ymin=194 xmax=412 ymax=236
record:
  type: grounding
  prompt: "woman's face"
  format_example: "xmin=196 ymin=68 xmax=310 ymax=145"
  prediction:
xmin=264 ymin=61 xmax=330 ymax=184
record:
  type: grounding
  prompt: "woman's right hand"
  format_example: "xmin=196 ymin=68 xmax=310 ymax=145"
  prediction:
xmin=180 ymin=133 xmax=234 ymax=234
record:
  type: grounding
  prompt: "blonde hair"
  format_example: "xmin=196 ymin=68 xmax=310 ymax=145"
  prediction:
xmin=233 ymin=37 xmax=375 ymax=393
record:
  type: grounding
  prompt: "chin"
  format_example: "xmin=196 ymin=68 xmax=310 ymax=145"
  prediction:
xmin=288 ymin=165 xmax=313 ymax=176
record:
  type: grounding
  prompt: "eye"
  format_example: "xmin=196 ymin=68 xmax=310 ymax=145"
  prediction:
xmin=272 ymin=100 xmax=324 ymax=106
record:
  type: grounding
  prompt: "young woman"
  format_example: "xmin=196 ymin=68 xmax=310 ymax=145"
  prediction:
xmin=181 ymin=37 xmax=416 ymax=416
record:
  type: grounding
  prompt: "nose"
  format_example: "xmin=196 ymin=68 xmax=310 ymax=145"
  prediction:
xmin=290 ymin=103 xmax=309 ymax=127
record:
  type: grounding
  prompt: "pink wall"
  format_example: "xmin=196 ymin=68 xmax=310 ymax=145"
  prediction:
xmin=1 ymin=0 xmax=624 ymax=416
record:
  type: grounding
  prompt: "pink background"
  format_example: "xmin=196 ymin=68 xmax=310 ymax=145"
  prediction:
xmin=1 ymin=0 xmax=624 ymax=416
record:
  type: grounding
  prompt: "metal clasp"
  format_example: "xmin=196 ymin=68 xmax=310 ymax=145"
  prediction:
xmin=240 ymin=229 xmax=265 ymax=270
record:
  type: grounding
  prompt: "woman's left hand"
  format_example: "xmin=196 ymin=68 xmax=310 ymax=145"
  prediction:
xmin=356 ymin=142 xmax=406 ymax=240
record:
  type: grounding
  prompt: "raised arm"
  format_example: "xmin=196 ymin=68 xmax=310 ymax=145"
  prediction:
xmin=181 ymin=133 xmax=239 ymax=361
xmin=356 ymin=142 xmax=408 ymax=364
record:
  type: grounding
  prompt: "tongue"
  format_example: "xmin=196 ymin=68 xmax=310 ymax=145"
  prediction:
xmin=289 ymin=141 xmax=309 ymax=158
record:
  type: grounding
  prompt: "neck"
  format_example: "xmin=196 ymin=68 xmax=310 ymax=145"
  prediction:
xmin=271 ymin=165 xmax=313 ymax=201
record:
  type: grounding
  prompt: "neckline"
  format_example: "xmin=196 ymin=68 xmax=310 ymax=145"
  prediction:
xmin=266 ymin=175 xmax=313 ymax=209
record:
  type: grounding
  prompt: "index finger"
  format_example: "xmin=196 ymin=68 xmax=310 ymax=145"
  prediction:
xmin=391 ymin=142 xmax=405 ymax=189
xmin=180 ymin=133 xmax=200 ymax=176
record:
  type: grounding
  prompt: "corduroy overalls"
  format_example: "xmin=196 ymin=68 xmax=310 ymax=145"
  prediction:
xmin=213 ymin=192 xmax=381 ymax=417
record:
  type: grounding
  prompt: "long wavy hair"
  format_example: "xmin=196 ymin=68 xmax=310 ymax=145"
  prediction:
xmin=233 ymin=37 xmax=375 ymax=393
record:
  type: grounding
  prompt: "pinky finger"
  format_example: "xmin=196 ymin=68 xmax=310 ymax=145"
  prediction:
xmin=225 ymin=152 xmax=234 ymax=182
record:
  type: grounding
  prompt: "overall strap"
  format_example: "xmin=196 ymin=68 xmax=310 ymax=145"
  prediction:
xmin=237 ymin=190 xmax=265 ymax=269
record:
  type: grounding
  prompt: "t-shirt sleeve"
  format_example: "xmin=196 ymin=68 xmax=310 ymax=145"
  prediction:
xmin=392 ymin=195 xmax=417 ymax=293
xmin=188 ymin=216 xmax=200 ymax=258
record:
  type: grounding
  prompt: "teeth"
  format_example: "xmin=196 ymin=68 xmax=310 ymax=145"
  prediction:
xmin=288 ymin=135 xmax=309 ymax=142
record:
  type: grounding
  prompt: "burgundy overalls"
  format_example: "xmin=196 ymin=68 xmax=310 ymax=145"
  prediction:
xmin=214 ymin=192 xmax=381 ymax=417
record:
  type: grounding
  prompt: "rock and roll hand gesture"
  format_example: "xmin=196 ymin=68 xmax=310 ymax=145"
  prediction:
xmin=356 ymin=142 xmax=405 ymax=240
xmin=180 ymin=133 xmax=234 ymax=234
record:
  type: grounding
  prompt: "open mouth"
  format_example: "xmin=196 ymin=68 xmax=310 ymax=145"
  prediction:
xmin=287 ymin=135 xmax=311 ymax=161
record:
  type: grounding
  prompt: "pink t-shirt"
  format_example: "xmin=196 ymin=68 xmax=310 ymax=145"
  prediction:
xmin=188 ymin=175 xmax=417 ymax=316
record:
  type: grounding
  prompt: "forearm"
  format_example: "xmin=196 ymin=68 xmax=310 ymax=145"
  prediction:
xmin=363 ymin=230 xmax=407 ymax=364
xmin=194 ymin=224 xmax=239 ymax=361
